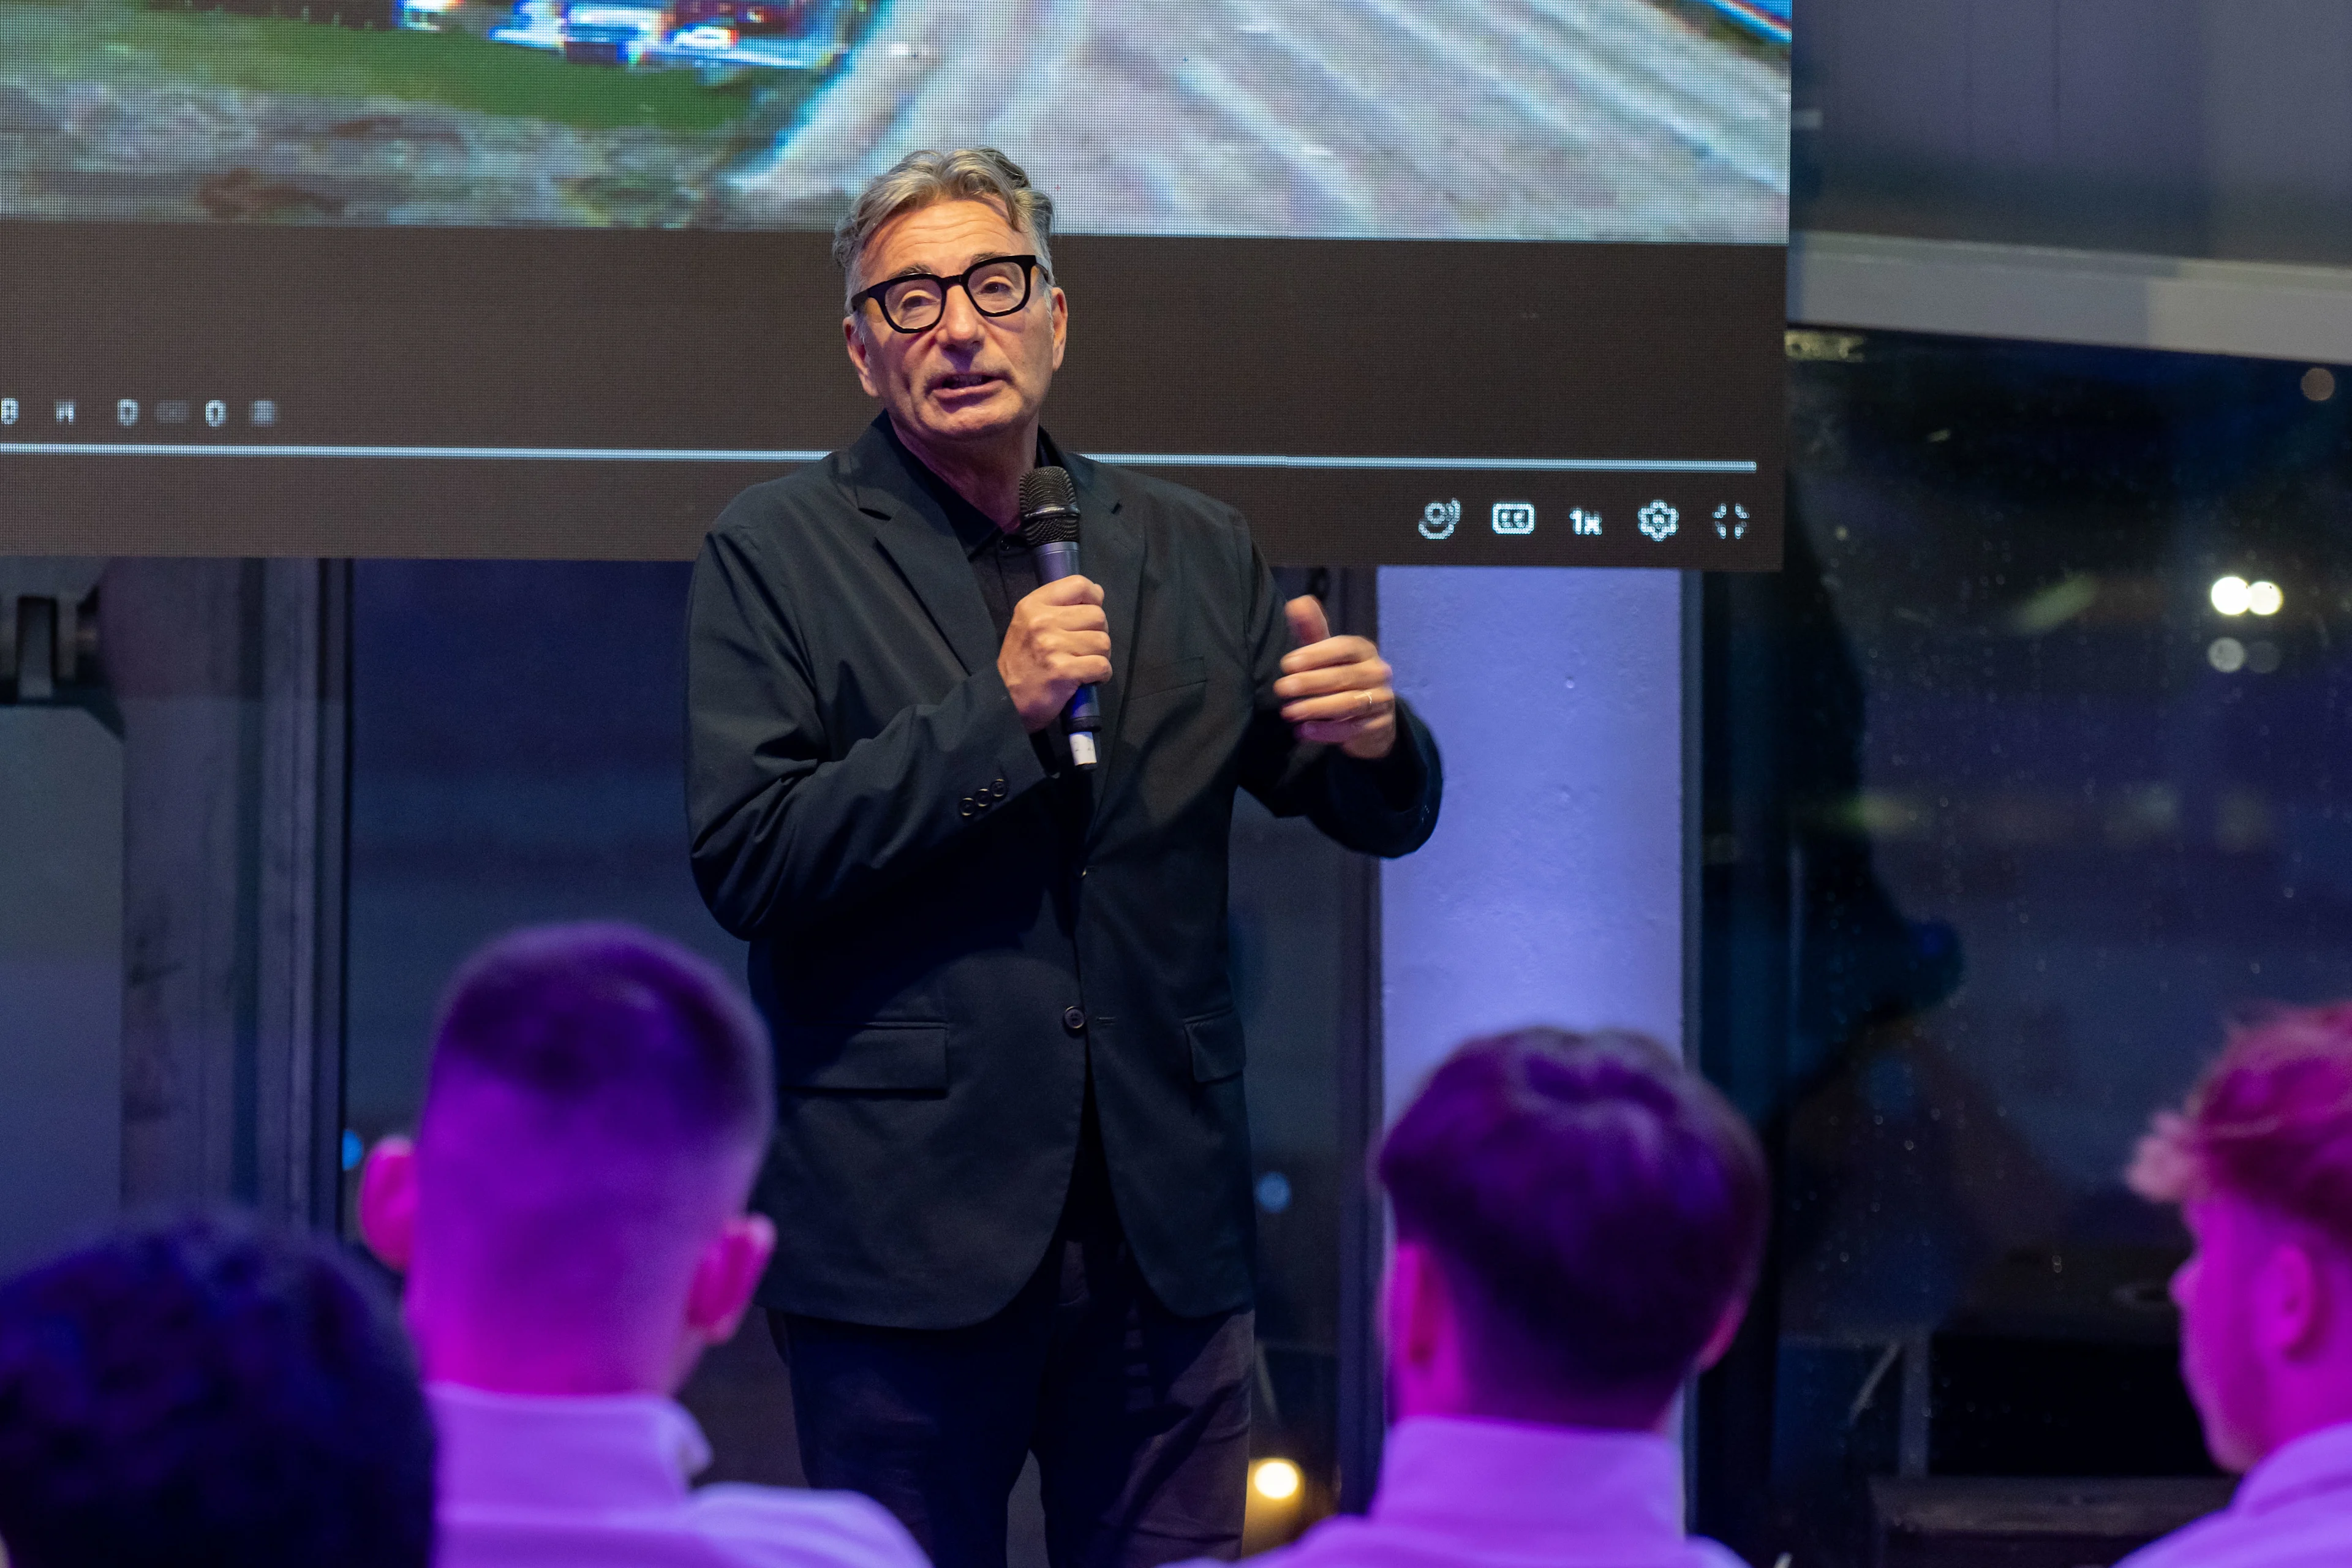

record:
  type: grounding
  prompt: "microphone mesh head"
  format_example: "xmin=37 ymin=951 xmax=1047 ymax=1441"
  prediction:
xmin=1017 ymin=466 xmax=1080 ymax=546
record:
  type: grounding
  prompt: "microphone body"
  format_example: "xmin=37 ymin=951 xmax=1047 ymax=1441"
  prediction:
xmin=1016 ymin=467 xmax=1102 ymax=769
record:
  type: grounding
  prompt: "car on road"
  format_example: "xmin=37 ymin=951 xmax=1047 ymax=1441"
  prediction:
xmin=484 ymin=0 xmax=835 ymax=67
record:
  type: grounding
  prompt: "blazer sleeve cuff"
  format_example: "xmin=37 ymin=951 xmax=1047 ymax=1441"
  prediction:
xmin=1322 ymin=701 xmax=1441 ymax=850
xmin=963 ymin=661 xmax=1054 ymax=802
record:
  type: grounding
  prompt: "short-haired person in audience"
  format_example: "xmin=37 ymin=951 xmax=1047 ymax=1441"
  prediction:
xmin=2119 ymin=1003 xmax=2352 ymax=1567
xmin=0 ymin=1215 xmax=435 ymax=1568
xmin=360 ymin=921 xmax=929 ymax=1568
xmin=1225 ymin=1027 xmax=1766 ymax=1568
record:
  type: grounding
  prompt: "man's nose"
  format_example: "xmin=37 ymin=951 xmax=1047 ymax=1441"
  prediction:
xmin=935 ymin=284 xmax=986 ymax=343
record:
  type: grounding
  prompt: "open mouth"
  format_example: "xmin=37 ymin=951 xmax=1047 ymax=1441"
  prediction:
xmin=932 ymin=372 xmax=997 ymax=394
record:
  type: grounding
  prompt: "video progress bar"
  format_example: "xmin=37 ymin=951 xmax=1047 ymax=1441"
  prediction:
xmin=0 ymin=442 xmax=1758 ymax=474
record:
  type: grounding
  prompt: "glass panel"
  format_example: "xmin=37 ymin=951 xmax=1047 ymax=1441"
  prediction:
xmin=344 ymin=557 xmax=1363 ymax=1553
xmin=1705 ymin=330 xmax=2352 ymax=1565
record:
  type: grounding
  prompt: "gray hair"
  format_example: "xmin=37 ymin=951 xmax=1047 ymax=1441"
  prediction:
xmin=833 ymin=146 xmax=1057 ymax=309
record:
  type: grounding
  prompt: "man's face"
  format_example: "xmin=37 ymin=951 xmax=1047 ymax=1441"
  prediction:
xmin=2174 ymin=1195 xmax=2273 ymax=1471
xmin=844 ymin=198 xmax=1066 ymax=454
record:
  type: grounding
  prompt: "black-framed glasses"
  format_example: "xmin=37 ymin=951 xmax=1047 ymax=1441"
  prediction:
xmin=850 ymin=255 xmax=1046 ymax=334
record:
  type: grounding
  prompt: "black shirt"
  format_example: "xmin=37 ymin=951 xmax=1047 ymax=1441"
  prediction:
xmin=881 ymin=421 xmax=1115 ymax=1245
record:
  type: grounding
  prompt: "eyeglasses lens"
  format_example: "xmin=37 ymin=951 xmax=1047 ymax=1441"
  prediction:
xmin=880 ymin=260 xmax=1030 ymax=331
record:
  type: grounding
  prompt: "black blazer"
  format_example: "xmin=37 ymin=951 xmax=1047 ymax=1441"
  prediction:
xmin=685 ymin=417 xmax=1442 ymax=1328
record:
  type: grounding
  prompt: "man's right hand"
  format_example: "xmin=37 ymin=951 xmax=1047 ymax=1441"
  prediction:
xmin=999 ymin=575 xmax=1111 ymax=733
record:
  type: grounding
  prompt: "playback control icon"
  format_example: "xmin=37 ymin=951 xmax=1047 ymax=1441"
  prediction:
xmin=0 ymin=398 xmax=279 ymax=430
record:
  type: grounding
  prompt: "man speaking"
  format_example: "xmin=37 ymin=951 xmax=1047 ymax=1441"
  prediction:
xmin=685 ymin=147 xmax=1441 ymax=1568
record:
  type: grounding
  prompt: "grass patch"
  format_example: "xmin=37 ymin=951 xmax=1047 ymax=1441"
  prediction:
xmin=2 ymin=0 xmax=788 ymax=132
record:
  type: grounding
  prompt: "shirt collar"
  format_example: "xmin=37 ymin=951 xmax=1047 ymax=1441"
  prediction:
xmin=2236 ymin=1417 xmax=2352 ymax=1517
xmin=1372 ymin=1415 xmax=1687 ymax=1545
xmin=874 ymin=414 xmax=1065 ymax=559
xmin=427 ymin=1382 xmax=712 ymax=1515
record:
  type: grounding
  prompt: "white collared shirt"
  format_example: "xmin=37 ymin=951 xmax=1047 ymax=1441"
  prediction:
xmin=1222 ymin=1415 xmax=1744 ymax=1568
xmin=2119 ymin=1420 xmax=2352 ymax=1568
xmin=429 ymin=1382 xmax=929 ymax=1568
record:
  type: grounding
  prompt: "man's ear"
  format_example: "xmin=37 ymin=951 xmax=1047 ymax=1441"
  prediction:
xmin=1388 ymin=1240 xmax=1449 ymax=1371
xmin=358 ymin=1136 xmax=420 ymax=1274
xmin=1695 ymin=1295 xmax=1751 ymax=1373
xmin=843 ymin=313 xmax=881 ymax=399
xmin=686 ymin=1212 xmax=777 ymax=1345
xmin=2258 ymin=1235 xmax=2326 ymax=1360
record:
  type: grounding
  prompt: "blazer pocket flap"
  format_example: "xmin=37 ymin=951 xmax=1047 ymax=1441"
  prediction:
xmin=1187 ymin=1009 xmax=1246 ymax=1084
xmin=778 ymin=1023 xmax=949 ymax=1093
xmin=1128 ymin=655 xmax=1207 ymax=700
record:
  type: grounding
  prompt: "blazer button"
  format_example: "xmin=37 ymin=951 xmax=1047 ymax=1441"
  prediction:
xmin=1062 ymin=1006 xmax=1087 ymax=1034
xmin=959 ymin=800 xmax=974 ymax=818
xmin=992 ymin=778 xmax=1008 ymax=798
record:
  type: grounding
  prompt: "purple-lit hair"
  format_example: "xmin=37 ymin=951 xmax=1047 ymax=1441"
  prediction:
xmin=0 ymin=1215 xmax=433 ymax=1568
xmin=2129 ymin=1001 xmax=2352 ymax=1252
xmin=1380 ymin=1028 xmax=1768 ymax=1411
xmin=428 ymin=922 xmax=774 ymax=1150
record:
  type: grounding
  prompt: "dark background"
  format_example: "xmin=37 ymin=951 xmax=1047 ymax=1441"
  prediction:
xmin=0 ymin=226 xmax=1784 ymax=566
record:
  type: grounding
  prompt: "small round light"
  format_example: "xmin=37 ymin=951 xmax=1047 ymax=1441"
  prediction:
xmin=2247 ymin=580 xmax=2283 ymax=616
xmin=2211 ymin=576 xmax=2252 ymax=616
xmin=1252 ymin=1458 xmax=1302 ymax=1502
xmin=1255 ymin=1171 xmax=1293 ymax=1214
xmin=2209 ymin=637 xmax=2247 ymax=673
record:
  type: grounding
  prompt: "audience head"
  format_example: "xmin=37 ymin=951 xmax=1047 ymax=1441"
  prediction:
xmin=2130 ymin=1002 xmax=2352 ymax=1470
xmin=360 ymin=921 xmax=777 ymax=1396
xmin=0 ymin=1214 xmax=434 ymax=1568
xmin=1379 ymin=1027 xmax=1768 ymax=1430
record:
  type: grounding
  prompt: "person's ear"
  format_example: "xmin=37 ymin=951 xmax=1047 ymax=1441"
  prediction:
xmin=2258 ymin=1235 xmax=2326 ymax=1360
xmin=1695 ymin=1295 xmax=1751 ymax=1373
xmin=844 ymin=312 xmax=881 ymax=399
xmin=358 ymin=1136 xmax=420 ymax=1274
xmin=1049 ymin=285 xmax=1068 ymax=371
xmin=685 ymin=1212 xmax=777 ymax=1346
xmin=1388 ymin=1241 xmax=1449 ymax=1373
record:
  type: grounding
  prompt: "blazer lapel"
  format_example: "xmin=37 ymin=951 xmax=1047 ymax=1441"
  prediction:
xmin=1065 ymin=451 xmax=1142 ymax=824
xmin=845 ymin=420 xmax=1000 ymax=678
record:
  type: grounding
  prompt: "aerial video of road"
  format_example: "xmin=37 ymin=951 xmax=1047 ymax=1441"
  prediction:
xmin=0 ymin=0 xmax=1784 ymax=235
xmin=732 ymin=0 xmax=1789 ymax=241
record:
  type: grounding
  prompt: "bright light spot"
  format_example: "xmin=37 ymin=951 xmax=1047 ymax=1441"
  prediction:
xmin=2247 ymin=580 xmax=2283 ymax=616
xmin=1252 ymin=1459 xmax=1302 ymax=1502
xmin=341 ymin=1129 xmax=365 ymax=1171
xmin=2209 ymin=637 xmax=2247 ymax=673
xmin=1255 ymin=1171 xmax=1292 ymax=1214
xmin=2210 ymin=576 xmax=2252 ymax=616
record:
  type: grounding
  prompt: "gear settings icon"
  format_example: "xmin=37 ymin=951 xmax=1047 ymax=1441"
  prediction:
xmin=1637 ymin=500 xmax=1679 ymax=542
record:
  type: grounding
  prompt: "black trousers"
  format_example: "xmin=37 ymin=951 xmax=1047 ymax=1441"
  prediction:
xmin=775 ymin=1148 xmax=1251 ymax=1568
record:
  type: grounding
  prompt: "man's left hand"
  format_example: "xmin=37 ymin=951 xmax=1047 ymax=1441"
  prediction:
xmin=1276 ymin=597 xmax=1397 ymax=760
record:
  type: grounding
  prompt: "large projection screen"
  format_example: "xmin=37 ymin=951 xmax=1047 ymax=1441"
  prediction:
xmin=0 ymin=0 xmax=1790 ymax=565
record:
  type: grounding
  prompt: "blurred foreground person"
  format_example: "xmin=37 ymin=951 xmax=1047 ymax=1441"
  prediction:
xmin=361 ymin=922 xmax=927 ymax=1568
xmin=1231 ymin=1027 xmax=1764 ymax=1568
xmin=0 ymin=1215 xmax=434 ymax=1568
xmin=2120 ymin=1004 xmax=2352 ymax=1567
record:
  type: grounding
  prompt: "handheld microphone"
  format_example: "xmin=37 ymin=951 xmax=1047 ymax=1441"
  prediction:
xmin=1016 ymin=466 xmax=1101 ymax=769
